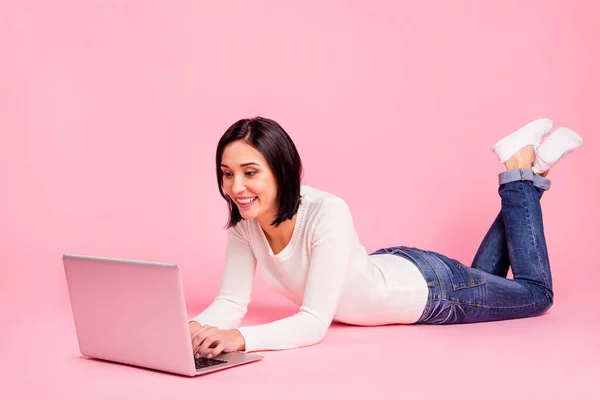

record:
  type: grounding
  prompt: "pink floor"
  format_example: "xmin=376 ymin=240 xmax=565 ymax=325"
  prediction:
xmin=2 ymin=292 xmax=598 ymax=400
xmin=2 ymin=1 xmax=599 ymax=398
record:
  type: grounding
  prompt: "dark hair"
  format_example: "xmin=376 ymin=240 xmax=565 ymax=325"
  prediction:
xmin=216 ymin=117 xmax=303 ymax=228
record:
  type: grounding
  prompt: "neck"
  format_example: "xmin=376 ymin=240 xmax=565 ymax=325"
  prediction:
xmin=258 ymin=212 xmax=296 ymax=241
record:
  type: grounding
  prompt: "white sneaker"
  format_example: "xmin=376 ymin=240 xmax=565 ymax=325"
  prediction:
xmin=532 ymin=127 xmax=583 ymax=174
xmin=492 ymin=118 xmax=554 ymax=164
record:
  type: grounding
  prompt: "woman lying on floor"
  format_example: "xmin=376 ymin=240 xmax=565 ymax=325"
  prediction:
xmin=188 ymin=116 xmax=583 ymax=358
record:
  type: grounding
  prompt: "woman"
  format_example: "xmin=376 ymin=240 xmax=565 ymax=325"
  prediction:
xmin=189 ymin=117 xmax=583 ymax=359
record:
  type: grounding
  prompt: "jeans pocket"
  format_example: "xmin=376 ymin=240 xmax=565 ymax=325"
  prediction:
xmin=449 ymin=260 xmax=486 ymax=290
xmin=428 ymin=251 xmax=486 ymax=291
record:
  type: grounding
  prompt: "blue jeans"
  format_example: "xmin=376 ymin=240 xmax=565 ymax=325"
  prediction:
xmin=371 ymin=169 xmax=554 ymax=324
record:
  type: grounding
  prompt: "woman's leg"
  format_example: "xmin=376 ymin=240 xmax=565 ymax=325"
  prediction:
xmin=498 ymin=168 xmax=553 ymax=302
xmin=471 ymin=174 xmax=549 ymax=278
xmin=472 ymin=146 xmax=554 ymax=315
xmin=408 ymin=124 xmax=585 ymax=324
xmin=470 ymin=118 xmax=553 ymax=278
xmin=471 ymin=212 xmax=510 ymax=277
xmin=411 ymin=146 xmax=554 ymax=324
xmin=472 ymin=125 xmax=582 ymax=279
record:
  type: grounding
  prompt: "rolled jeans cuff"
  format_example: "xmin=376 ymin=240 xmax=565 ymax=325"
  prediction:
xmin=499 ymin=168 xmax=551 ymax=190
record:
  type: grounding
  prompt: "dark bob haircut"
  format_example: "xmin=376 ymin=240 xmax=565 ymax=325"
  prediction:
xmin=216 ymin=117 xmax=303 ymax=229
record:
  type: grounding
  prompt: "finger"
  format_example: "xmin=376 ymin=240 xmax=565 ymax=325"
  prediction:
xmin=197 ymin=335 xmax=218 ymax=358
xmin=192 ymin=326 xmax=218 ymax=352
xmin=192 ymin=333 xmax=210 ymax=355
xmin=195 ymin=325 xmax=215 ymax=338
xmin=193 ymin=326 xmax=218 ymax=349
xmin=189 ymin=321 xmax=202 ymax=338
xmin=208 ymin=342 xmax=225 ymax=359
xmin=198 ymin=324 xmax=215 ymax=332
xmin=197 ymin=334 xmax=219 ymax=358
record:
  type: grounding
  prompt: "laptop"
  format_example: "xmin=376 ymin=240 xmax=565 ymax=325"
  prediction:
xmin=63 ymin=253 xmax=263 ymax=376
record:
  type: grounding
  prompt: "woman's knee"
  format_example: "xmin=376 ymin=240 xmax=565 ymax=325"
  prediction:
xmin=543 ymin=290 xmax=554 ymax=312
xmin=533 ymin=286 xmax=554 ymax=315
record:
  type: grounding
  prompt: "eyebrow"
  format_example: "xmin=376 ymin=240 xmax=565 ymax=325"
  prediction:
xmin=220 ymin=162 xmax=261 ymax=168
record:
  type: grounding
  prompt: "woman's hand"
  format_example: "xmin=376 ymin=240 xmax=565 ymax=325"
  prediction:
xmin=189 ymin=321 xmax=246 ymax=358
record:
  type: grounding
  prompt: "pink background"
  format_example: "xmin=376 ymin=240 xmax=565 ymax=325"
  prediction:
xmin=1 ymin=0 xmax=598 ymax=398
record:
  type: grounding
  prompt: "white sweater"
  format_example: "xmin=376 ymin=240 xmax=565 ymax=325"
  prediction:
xmin=191 ymin=185 xmax=429 ymax=352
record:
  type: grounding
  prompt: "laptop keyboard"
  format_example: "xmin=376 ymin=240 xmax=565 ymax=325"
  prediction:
xmin=195 ymin=356 xmax=228 ymax=370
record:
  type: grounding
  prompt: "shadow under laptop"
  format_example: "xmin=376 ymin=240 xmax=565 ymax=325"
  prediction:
xmin=72 ymin=354 xmax=215 ymax=378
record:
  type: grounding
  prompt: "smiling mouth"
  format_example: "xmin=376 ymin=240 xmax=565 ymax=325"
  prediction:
xmin=237 ymin=197 xmax=257 ymax=208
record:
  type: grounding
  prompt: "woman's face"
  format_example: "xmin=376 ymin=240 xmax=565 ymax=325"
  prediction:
xmin=220 ymin=140 xmax=278 ymax=222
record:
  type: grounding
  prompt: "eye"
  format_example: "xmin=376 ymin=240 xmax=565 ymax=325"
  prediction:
xmin=222 ymin=171 xmax=233 ymax=178
xmin=245 ymin=170 xmax=257 ymax=177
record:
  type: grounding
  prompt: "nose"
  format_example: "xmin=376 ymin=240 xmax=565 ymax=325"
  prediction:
xmin=231 ymin=175 xmax=246 ymax=195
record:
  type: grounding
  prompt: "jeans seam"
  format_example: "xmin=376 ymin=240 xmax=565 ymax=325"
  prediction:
xmin=417 ymin=251 xmax=447 ymax=299
xmin=468 ymin=298 xmax=550 ymax=310
xmin=435 ymin=298 xmax=482 ymax=308
xmin=440 ymin=296 xmax=549 ymax=310
xmin=523 ymin=182 xmax=551 ymax=291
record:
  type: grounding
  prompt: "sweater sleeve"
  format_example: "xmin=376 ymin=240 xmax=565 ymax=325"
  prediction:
xmin=237 ymin=197 xmax=354 ymax=352
xmin=190 ymin=222 xmax=257 ymax=330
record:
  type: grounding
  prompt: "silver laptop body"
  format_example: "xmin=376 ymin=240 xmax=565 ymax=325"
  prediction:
xmin=63 ymin=253 xmax=263 ymax=376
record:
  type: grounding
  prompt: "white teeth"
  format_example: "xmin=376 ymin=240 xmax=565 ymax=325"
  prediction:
xmin=238 ymin=197 xmax=256 ymax=204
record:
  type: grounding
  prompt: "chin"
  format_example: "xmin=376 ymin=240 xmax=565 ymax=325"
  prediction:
xmin=239 ymin=210 xmax=259 ymax=220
